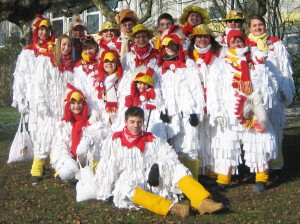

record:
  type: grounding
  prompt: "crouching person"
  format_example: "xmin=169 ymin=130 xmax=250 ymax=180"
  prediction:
xmin=95 ymin=106 xmax=224 ymax=217
xmin=51 ymin=84 xmax=99 ymax=180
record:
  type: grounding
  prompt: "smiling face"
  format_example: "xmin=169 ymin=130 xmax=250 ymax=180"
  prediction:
xmin=229 ymin=36 xmax=245 ymax=49
xmin=136 ymin=82 xmax=149 ymax=93
xmin=38 ymin=26 xmax=51 ymax=40
xmin=72 ymin=25 xmax=85 ymax=39
xmin=134 ymin=31 xmax=150 ymax=48
xmin=60 ymin=37 xmax=72 ymax=56
xmin=83 ymin=45 xmax=97 ymax=57
xmin=187 ymin=12 xmax=202 ymax=27
xmin=164 ymin=41 xmax=178 ymax=56
xmin=249 ymin=19 xmax=266 ymax=37
xmin=103 ymin=60 xmax=117 ymax=75
xmin=120 ymin=21 xmax=135 ymax=36
xmin=125 ymin=115 xmax=144 ymax=136
xmin=102 ymin=30 xmax=116 ymax=42
xmin=194 ymin=35 xmax=211 ymax=48
xmin=70 ymin=99 xmax=83 ymax=115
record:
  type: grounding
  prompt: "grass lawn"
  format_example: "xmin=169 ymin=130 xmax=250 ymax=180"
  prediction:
xmin=0 ymin=107 xmax=299 ymax=223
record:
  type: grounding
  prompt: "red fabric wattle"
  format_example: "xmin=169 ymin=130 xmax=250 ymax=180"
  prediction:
xmin=112 ymin=127 xmax=155 ymax=153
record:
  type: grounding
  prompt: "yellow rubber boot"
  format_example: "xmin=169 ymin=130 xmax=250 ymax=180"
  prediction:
xmin=179 ymin=156 xmax=200 ymax=180
xmin=178 ymin=175 xmax=211 ymax=209
xmin=255 ymin=171 xmax=269 ymax=183
xmin=91 ymin=159 xmax=99 ymax=173
xmin=216 ymin=174 xmax=231 ymax=185
xmin=30 ymin=157 xmax=45 ymax=177
xmin=269 ymin=141 xmax=283 ymax=170
xmin=132 ymin=187 xmax=172 ymax=216
xmin=54 ymin=169 xmax=59 ymax=178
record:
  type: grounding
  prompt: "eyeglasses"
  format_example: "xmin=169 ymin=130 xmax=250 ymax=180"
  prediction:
xmin=80 ymin=36 xmax=93 ymax=42
xmin=134 ymin=35 xmax=149 ymax=39
xmin=227 ymin=20 xmax=242 ymax=23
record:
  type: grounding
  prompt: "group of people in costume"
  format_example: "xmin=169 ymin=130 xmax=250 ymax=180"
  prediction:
xmin=11 ymin=5 xmax=294 ymax=217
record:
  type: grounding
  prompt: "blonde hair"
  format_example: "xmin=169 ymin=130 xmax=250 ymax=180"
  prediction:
xmin=54 ymin=35 xmax=73 ymax=67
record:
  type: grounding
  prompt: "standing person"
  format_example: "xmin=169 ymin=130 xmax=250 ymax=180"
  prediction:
xmin=11 ymin=14 xmax=56 ymax=184
xmin=247 ymin=15 xmax=295 ymax=175
xmin=178 ymin=5 xmax=210 ymax=37
xmin=187 ymin=24 xmax=241 ymax=180
xmin=94 ymin=106 xmax=224 ymax=217
xmin=221 ymin=30 xmax=277 ymax=192
xmin=97 ymin=21 xmax=120 ymax=55
xmin=154 ymin=13 xmax=175 ymax=49
xmin=69 ymin=14 xmax=88 ymax=63
xmin=111 ymin=9 xmax=139 ymax=58
xmin=157 ymin=27 xmax=205 ymax=179
xmin=217 ymin=10 xmax=245 ymax=47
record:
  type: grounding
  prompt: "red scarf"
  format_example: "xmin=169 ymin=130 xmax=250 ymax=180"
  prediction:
xmin=26 ymin=39 xmax=54 ymax=57
xmin=193 ymin=49 xmax=213 ymax=66
xmin=162 ymin=58 xmax=186 ymax=74
xmin=182 ymin=22 xmax=194 ymax=37
xmin=99 ymin=38 xmax=110 ymax=51
xmin=126 ymin=87 xmax=156 ymax=107
xmin=131 ymin=44 xmax=158 ymax=67
xmin=58 ymin=54 xmax=73 ymax=72
xmin=76 ymin=53 xmax=99 ymax=75
xmin=112 ymin=127 xmax=154 ymax=153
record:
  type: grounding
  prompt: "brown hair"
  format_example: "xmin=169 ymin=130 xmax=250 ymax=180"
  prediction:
xmin=125 ymin=106 xmax=144 ymax=121
xmin=247 ymin=15 xmax=266 ymax=27
xmin=54 ymin=35 xmax=72 ymax=67
xmin=188 ymin=35 xmax=221 ymax=58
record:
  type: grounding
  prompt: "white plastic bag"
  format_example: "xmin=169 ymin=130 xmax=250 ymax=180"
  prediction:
xmin=76 ymin=159 xmax=97 ymax=202
xmin=7 ymin=114 xmax=34 ymax=163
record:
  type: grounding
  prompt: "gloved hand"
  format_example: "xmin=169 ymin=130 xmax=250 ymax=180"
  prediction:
xmin=18 ymin=102 xmax=28 ymax=114
xmin=189 ymin=114 xmax=199 ymax=127
xmin=251 ymin=93 xmax=263 ymax=106
xmin=88 ymin=110 xmax=99 ymax=125
xmin=147 ymin=163 xmax=159 ymax=187
xmin=216 ymin=116 xmax=224 ymax=127
xmin=160 ymin=110 xmax=171 ymax=123
xmin=76 ymin=136 xmax=90 ymax=156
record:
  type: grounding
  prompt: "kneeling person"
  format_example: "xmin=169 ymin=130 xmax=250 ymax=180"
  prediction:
xmin=95 ymin=106 xmax=224 ymax=217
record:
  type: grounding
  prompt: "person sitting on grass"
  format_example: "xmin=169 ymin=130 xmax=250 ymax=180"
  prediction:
xmin=94 ymin=106 xmax=224 ymax=217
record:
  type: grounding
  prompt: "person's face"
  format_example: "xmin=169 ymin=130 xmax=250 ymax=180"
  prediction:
xmin=38 ymin=26 xmax=51 ymax=40
xmin=103 ymin=60 xmax=117 ymax=75
xmin=61 ymin=38 xmax=72 ymax=56
xmin=70 ymin=99 xmax=83 ymax=114
xmin=164 ymin=41 xmax=178 ymax=56
xmin=194 ymin=35 xmax=211 ymax=48
xmin=120 ymin=21 xmax=135 ymax=36
xmin=158 ymin=18 xmax=173 ymax=32
xmin=125 ymin=115 xmax=144 ymax=136
xmin=134 ymin=31 xmax=150 ymax=48
xmin=72 ymin=26 xmax=85 ymax=39
xmin=226 ymin=20 xmax=243 ymax=29
xmin=102 ymin=30 xmax=116 ymax=42
xmin=229 ymin=37 xmax=245 ymax=49
xmin=249 ymin=19 xmax=266 ymax=37
xmin=83 ymin=45 xmax=97 ymax=57
xmin=187 ymin=12 xmax=202 ymax=27
xmin=137 ymin=82 xmax=149 ymax=93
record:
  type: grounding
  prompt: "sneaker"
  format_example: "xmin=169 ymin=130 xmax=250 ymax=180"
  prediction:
xmin=169 ymin=203 xmax=190 ymax=218
xmin=253 ymin=182 xmax=267 ymax=193
xmin=30 ymin=176 xmax=42 ymax=185
xmin=198 ymin=198 xmax=224 ymax=215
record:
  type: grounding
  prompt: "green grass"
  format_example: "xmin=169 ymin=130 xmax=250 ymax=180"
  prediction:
xmin=0 ymin=107 xmax=19 ymax=125
xmin=0 ymin=107 xmax=299 ymax=223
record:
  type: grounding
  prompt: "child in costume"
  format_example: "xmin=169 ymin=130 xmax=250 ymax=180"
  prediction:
xmin=51 ymin=84 xmax=104 ymax=180
xmin=97 ymin=21 xmax=120 ymax=56
xmin=94 ymin=107 xmax=224 ymax=217
xmin=114 ymin=66 xmax=167 ymax=140
xmin=247 ymin=15 xmax=295 ymax=175
xmin=157 ymin=26 xmax=205 ymax=179
xmin=11 ymin=14 xmax=57 ymax=184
